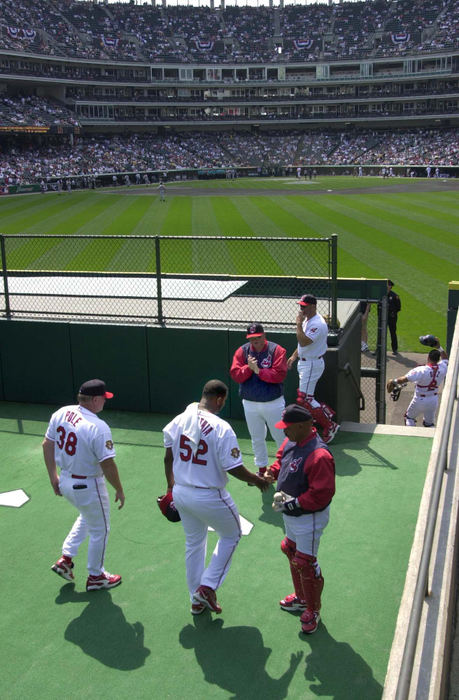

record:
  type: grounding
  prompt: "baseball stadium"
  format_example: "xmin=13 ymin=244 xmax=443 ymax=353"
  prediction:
xmin=0 ymin=0 xmax=458 ymax=698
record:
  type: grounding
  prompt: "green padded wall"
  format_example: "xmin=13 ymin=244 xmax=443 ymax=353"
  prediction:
xmin=147 ymin=327 xmax=231 ymax=417
xmin=70 ymin=324 xmax=150 ymax=412
xmin=0 ymin=320 xmax=73 ymax=404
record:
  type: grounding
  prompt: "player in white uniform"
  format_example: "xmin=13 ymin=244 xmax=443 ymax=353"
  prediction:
xmin=287 ymin=294 xmax=339 ymax=444
xmin=390 ymin=343 xmax=448 ymax=427
xmin=43 ymin=379 xmax=125 ymax=591
xmin=163 ymin=379 xmax=269 ymax=615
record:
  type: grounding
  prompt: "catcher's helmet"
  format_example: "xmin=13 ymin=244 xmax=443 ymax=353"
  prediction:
xmin=419 ymin=334 xmax=438 ymax=348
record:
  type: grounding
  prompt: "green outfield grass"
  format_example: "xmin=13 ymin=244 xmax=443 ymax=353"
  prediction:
xmin=0 ymin=176 xmax=457 ymax=351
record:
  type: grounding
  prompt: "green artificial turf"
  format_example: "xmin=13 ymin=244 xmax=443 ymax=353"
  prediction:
xmin=0 ymin=402 xmax=432 ymax=699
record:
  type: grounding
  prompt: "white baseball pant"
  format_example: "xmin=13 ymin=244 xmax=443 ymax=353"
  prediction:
xmin=298 ymin=358 xmax=325 ymax=407
xmin=172 ymin=484 xmax=242 ymax=599
xmin=283 ymin=506 xmax=330 ymax=557
xmin=405 ymin=394 xmax=438 ymax=427
xmin=242 ymin=396 xmax=286 ymax=468
xmin=59 ymin=472 xmax=110 ymax=576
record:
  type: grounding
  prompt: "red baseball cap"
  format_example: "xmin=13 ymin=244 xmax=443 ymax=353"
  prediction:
xmin=297 ymin=294 xmax=317 ymax=306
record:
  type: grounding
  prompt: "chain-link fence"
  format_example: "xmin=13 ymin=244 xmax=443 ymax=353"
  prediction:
xmin=0 ymin=234 xmax=337 ymax=329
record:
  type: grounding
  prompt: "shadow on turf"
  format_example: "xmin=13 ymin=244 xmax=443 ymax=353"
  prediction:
xmin=55 ymin=583 xmax=150 ymax=670
xmin=302 ymin=622 xmax=382 ymax=699
xmin=180 ymin=616 xmax=303 ymax=698
xmin=180 ymin=616 xmax=382 ymax=699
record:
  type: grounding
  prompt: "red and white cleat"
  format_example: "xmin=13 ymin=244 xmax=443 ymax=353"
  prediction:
xmin=86 ymin=572 xmax=122 ymax=591
xmin=322 ymin=422 xmax=340 ymax=444
xmin=51 ymin=556 xmax=74 ymax=581
xmin=191 ymin=601 xmax=206 ymax=615
xmin=193 ymin=585 xmax=222 ymax=614
xmin=279 ymin=593 xmax=308 ymax=611
xmin=300 ymin=609 xmax=321 ymax=634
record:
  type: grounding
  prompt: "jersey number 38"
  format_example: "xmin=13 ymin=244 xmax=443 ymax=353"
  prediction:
xmin=56 ymin=426 xmax=78 ymax=456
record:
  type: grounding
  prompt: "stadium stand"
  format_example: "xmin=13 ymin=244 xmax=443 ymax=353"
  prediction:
xmin=0 ymin=128 xmax=457 ymax=184
xmin=0 ymin=0 xmax=457 ymax=184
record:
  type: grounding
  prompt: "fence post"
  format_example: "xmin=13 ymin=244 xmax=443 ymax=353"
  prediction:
xmin=155 ymin=236 xmax=164 ymax=326
xmin=376 ymin=297 xmax=388 ymax=423
xmin=330 ymin=234 xmax=338 ymax=331
xmin=0 ymin=235 xmax=11 ymax=319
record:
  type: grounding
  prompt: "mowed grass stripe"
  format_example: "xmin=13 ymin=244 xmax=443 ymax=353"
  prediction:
xmin=104 ymin=198 xmax=162 ymax=272
xmin=189 ymin=197 xmax=235 ymax=273
xmin=231 ymin=196 xmax=320 ymax=275
xmin=0 ymin=194 xmax=60 ymax=222
xmin=292 ymin=196 xmax=446 ymax=305
xmin=356 ymin=193 xmax=459 ymax=235
xmin=320 ymin=195 xmax=458 ymax=270
xmin=210 ymin=198 xmax=286 ymax=275
xmin=5 ymin=237 xmax=71 ymax=271
xmin=291 ymin=196 xmax=447 ymax=340
xmin=0 ymin=192 xmax=99 ymax=234
xmin=160 ymin=197 xmax=193 ymax=273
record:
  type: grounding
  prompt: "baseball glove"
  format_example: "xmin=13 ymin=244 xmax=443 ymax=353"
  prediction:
xmin=387 ymin=379 xmax=402 ymax=402
xmin=157 ymin=492 xmax=181 ymax=522
xmin=419 ymin=334 xmax=438 ymax=348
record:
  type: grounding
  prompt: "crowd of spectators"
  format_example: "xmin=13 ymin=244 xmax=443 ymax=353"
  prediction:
xmin=0 ymin=0 xmax=457 ymax=63
xmin=0 ymin=128 xmax=457 ymax=185
xmin=0 ymin=94 xmax=79 ymax=127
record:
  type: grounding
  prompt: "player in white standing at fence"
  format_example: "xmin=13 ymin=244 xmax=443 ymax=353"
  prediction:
xmin=287 ymin=294 xmax=339 ymax=444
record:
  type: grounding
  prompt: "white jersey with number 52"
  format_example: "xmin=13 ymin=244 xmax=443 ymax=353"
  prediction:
xmin=163 ymin=408 xmax=243 ymax=489
xmin=45 ymin=404 xmax=116 ymax=476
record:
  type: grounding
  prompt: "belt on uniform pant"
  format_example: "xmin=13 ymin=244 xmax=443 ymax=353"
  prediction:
xmin=419 ymin=393 xmax=437 ymax=398
xmin=71 ymin=474 xmax=87 ymax=479
xmin=299 ymin=355 xmax=324 ymax=361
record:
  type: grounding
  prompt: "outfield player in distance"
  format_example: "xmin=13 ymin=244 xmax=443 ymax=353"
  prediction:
xmin=163 ymin=379 xmax=269 ymax=616
xmin=43 ymin=379 xmax=125 ymax=591
xmin=389 ymin=339 xmax=448 ymax=427
xmin=266 ymin=404 xmax=335 ymax=635
xmin=230 ymin=323 xmax=287 ymax=478
xmin=287 ymin=294 xmax=339 ymax=444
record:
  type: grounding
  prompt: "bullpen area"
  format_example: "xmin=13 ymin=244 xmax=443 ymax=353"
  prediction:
xmin=1 ymin=402 xmax=433 ymax=699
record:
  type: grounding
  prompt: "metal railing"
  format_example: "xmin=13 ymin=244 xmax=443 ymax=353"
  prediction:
xmin=387 ymin=311 xmax=459 ymax=699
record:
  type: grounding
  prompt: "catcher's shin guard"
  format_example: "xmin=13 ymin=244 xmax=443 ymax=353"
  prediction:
xmin=291 ymin=552 xmax=324 ymax=612
xmin=309 ymin=405 xmax=332 ymax=431
xmin=281 ymin=537 xmax=303 ymax=601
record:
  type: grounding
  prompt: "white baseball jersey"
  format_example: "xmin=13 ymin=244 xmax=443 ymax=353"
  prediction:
xmin=297 ymin=312 xmax=328 ymax=361
xmin=45 ymin=404 xmax=116 ymax=477
xmin=163 ymin=407 xmax=243 ymax=489
xmin=405 ymin=360 xmax=448 ymax=397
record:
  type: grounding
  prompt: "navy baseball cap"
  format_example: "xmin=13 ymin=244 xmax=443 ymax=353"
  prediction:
xmin=298 ymin=294 xmax=317 ymax=306
xmin=246 ymin=323 xmax=265 ymax=338
xmin=79 ymin=379 xmax=114 ymax=399
xmin=275 ymin=404 xmax=313 ymax=428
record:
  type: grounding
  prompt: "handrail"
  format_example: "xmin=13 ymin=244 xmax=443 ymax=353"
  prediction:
xmin=394 ymin=315 xmax=459 ymax=700
xmin=342 ymin=361 xmax=365 ymax=411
